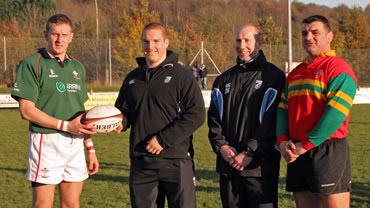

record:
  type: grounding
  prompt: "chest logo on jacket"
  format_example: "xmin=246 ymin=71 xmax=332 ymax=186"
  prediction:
xmin=164 ymin=76 xmax=172 ymax=84
xmin=225 ymin=83 xmax=231 ymax=94
xmin=255 ymin=80 xmax=263 ymax=89
xmin=129 ymin=79 xmax=135 ymax=85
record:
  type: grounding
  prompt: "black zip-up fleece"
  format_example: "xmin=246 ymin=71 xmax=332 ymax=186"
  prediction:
xmin=115 ymin=50 xmax=205 ymax=161
xmin=208 ymin=50 xmax=286 ymax=177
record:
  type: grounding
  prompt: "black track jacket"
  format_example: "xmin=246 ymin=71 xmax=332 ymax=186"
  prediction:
xmin=115 ymin=51 xmax=205 ymax=165
xmin=208 ymin=50 xmax=285 ymax=177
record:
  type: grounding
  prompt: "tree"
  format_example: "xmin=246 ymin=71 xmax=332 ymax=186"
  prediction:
xmin=258 ymin=16 xmax=284 ymax=45
xmin=334 ymin=7 xmax=369 ymax=86
xmin=0 ymin=0 xmax=56 ymax=37
xmin=336 ymin=7 xmax=369 ymax=49
xmin=112 ymin=0 xmax=159 ymax=73
xmin=0 ymin=18 xmax=27 ymax=37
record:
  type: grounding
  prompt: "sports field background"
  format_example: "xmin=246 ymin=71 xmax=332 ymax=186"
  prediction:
xmin=0 ymin=105 xmax=369 ymax=207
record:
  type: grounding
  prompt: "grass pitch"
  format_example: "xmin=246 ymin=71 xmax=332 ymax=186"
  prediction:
xmin=0 ymin=105 xmax=369 ymax=207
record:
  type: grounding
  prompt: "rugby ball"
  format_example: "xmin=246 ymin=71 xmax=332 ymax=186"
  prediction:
xmin=81 ymin=105 xmax=123 ymax=133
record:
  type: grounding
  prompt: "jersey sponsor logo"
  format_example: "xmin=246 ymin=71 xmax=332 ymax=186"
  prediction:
xmin=73 ymin=70 xmax=80 ymax=80
xmin=255 ymin=80 xmax=263 ymax=89
xmin=164 ymin=76 xmax=172 ymax=84
xmin=129 ymin=79 xmax=135 ymax=85
xmin=56 ymin=82 xmax=81 ymax=93
xmin=66 ymin=83 xmax=81 ymax=92
xmin=49 ymin=69 xmax=58 ymax=78
xmin=56 ymin=81 xmax=66 ymax=93
xmin=225 ymin=83 xmax=231 ymax=94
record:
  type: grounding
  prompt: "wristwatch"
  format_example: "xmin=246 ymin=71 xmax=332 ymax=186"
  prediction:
xmin=244 ymin=146 xmax=255 ymax=157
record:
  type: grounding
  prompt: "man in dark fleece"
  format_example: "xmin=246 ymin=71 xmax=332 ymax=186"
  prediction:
xmin=208 ymin=24 xmax=285 ymax=208
xmin=115 ymin=22 xmax=205 ymax=208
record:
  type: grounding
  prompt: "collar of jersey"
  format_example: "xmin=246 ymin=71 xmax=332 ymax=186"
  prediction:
xmin=303 ymin=50 xmax=336 ymax=65
xmin=46 ymin=50 xmax=71 ymax=61
xmin=38 ymin=48 xmax=71 ymax=61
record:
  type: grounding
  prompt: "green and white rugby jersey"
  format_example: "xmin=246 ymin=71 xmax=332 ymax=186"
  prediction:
xmin=11 ymin=48 xmax=88 ymax=134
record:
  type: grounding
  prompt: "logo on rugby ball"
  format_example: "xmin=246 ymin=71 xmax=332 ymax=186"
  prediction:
xmin=81 ymin=105 xmax=123 ymax=133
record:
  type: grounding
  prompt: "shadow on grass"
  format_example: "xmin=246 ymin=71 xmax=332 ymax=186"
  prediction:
xmin=195 ymin=169 xmax=218 ymax=182
xmin=351 ymin=181 xmax=370 ymax=205
xmin=89 ymin=162 xmax=130 ymax=184
xmin=98 ymin=162 xmax=130 ymax=170
xmin=349 ymin=121 xmax=370 ymax=124
xmin=0 ymin=167 xmax=27 ymax=174
xmin=90 ymin=174 xmax=129 ymax=184
xmin=196 ymin=185 xmax=219 ymax=193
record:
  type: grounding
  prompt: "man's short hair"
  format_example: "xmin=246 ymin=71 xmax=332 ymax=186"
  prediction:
xmin=254 ymin=26 xmax=262 ymax=42
xmin=236 ymin=24 xmax=262 ymax=42
xmin=142 ymin=22 xmax=168 ymax=39
xmin=302 ymin=15 xmax=331 ymax=32
xmin=46 ymin=14 xmax=73 ymax=33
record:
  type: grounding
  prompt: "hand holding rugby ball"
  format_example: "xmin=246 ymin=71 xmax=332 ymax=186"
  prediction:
xmin=81 ymin=105 xmax=123 ymax=133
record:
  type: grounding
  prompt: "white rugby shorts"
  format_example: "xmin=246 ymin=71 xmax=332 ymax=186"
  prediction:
xmin=27 ymin=132 xmax=88 ymax=184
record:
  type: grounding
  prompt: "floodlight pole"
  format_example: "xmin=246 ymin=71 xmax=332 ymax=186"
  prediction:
xmin=109 ymin=39 xmax=112 ymax=86
xmin=95 ymin=0 xmax=99 ymax=44
xmin=3 ymin=37 xmax=6 ymax=85
xmin=287 ymin=0 xmax=292 ymax=73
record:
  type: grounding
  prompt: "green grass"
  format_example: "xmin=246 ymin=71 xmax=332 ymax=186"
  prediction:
xmin=0 ymin=105 xmax=369 ymax=207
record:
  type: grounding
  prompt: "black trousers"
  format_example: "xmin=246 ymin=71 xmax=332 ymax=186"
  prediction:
xmin=130 ymin=159 xmax=196 ymax=208
xmin=219 ymin=175 xmax=278 ymax=208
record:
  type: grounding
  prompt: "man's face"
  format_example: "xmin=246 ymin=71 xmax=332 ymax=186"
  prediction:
xmin=142 ymin=28 xmax=169 ymax=68
xmin=44 ymin=23 xmax=73 ymax=59
xmin=301 ymin=21 xmax=333 ymax=57
xmin=235 ymin=26 xmax=261 ymax=62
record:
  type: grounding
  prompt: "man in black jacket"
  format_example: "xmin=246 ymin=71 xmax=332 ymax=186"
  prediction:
xmin=208 ymin=24 xmax=286 ymax=208
xmin=115 ymin=23 xmax=205 ymax=208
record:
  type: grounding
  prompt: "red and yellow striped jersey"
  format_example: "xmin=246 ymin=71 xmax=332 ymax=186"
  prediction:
xmin=276 ymin=50 xmax=358 ymax=150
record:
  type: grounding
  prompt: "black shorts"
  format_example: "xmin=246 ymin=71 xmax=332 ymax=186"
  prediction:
xmin=286 ymin=138 xmax=351 ymax=194
xmin=219 ymin=175 xmax=278 ymax=208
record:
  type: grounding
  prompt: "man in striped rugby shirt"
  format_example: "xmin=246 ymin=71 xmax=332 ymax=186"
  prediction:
xmin=277 ymin=15 xmax=357 ymax=208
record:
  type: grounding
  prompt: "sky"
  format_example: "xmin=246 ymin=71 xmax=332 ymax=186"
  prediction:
xmin=296 ymin=0 xmax=369 ymax=9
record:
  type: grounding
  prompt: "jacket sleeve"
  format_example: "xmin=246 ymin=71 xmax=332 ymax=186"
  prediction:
xmin=156 ymin=71 xmax=206 ymax=147
xmin=114 ymin=78 xmax=130 ymax=131
xmin=246 ymin=70 xmax=286 ymax=157
xmin=207 ymin=77 xmax=228 ymax=153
